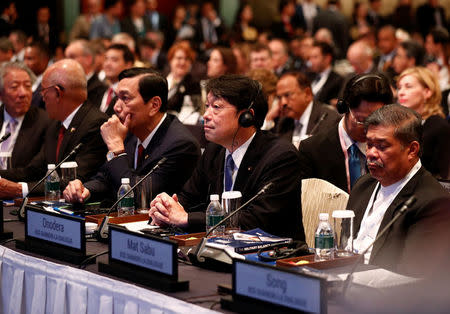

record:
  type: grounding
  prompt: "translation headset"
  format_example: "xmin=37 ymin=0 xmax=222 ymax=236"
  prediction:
xmin=237 ymin=81 xmax=262 ymax=128
xmin=336 ymin=73 xmax=383 ymax=114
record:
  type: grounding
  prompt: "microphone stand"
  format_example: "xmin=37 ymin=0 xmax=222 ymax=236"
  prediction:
xmin=18 ymin=143 xmax=84 ymax=220
xmin=95 ymin=157 xmax=167 ymax=241
xmin=193 ymin=182 xmax=274 ymax=262
xmin=341 ymin=196 xmax=416 ymax=297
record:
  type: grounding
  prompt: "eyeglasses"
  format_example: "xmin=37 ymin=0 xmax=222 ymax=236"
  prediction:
xmin=349 ymin=109 xmax=365 ymax=126
xmin=40 ymin=84 xmax=65 ymax=97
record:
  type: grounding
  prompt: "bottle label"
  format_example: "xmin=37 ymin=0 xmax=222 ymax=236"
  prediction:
xmin=119 ymin=197 xmax=134 ymax=208
xmin=45 ymin=181 xmax=60 ymax=191
xmin=315 ymin=235 xmax=334 ymax=249
xmin=207 ymin=215 xmax=224 ymax=227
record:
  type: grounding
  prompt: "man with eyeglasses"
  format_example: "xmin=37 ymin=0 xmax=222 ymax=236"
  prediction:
xmin=268 ymin=71 xmax=340 ymax=147
xmin=148 ymin=75 xmax=305 ymax=241
xmin=298 ymin=73 xmax=393 ymax=193
xmin=0 ymin=62 xmax=50 ymax=170
xmin=0 ymin=59 xmax=108 ymax=199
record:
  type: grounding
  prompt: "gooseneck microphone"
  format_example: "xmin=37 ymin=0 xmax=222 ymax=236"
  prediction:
xmin=308 ymin=112 xmax=328 ymax=136
xmin=95 ymin=157 xmax=167 ymax=241
xmin=18 ymin=143 xmax=84 ymax=220
xmin=341 ymin=195 xmax=417 ymax=297
xmin=193 ymin=182 xmax=274 ymax=263
xmin=0 ymin=132 xmax=11 ymax=144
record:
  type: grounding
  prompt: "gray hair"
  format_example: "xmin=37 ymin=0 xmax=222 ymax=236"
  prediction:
xmin=365 ymin=104 xmax=423 ymax=155
xmin=0 ymin=62 xmax=36 ymax=92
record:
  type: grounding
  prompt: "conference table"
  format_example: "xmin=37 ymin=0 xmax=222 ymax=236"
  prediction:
xmin=1 ymin=206 xmax=442 ymax=314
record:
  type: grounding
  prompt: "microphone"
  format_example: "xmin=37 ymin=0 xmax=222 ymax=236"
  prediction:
xmin=18 ymin=143 xmax=84 ymax=220
xmin=95 ymin=157 xmax=167 ymax=241
xmin=192 ymin=182 xmax=274 ymax=262
xmin=308 ymin=112 xmax=328 ymax=136
xmin=341 ymin=195 xmax=416 ymax=297
xmin=0 ymin=132 xmax=11 ymax=144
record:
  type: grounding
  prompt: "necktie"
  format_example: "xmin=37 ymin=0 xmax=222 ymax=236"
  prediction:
xmin=313 ymin=74 xmax=321 ymax=84
xmin=292 ymin=120 xmax=303 ymax=138
xmin=348 ymin=143 xmax=362 ymax=189
xmin=56 ymin=125 xmax=66 ymax=161
xmin=136 ymin=144 xmax=145 ymax=169
xmin=105 ymin=87 xmax=114 ymax=111
xmin=225 ymin=154 xmax=235 ymax=191
xmin=0 ymin=119 xmax=17 ymax=169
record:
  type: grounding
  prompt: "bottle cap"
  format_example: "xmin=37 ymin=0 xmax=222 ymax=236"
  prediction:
xmin=121 ymin=178 xmax=130 ymax=184
xmin=319 ymin=213 xmax=329 ymax=220
xmin=47 ymin=164 xmax=56 ymax=170
xmin=210 ymin=194 xmax=219 ymax=201
xmin=332 ymin=210 xmax=355 ymax=218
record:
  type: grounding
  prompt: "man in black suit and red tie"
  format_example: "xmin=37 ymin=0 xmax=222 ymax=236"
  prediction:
xmin=63 ymin=68 xmax=200 ymax=205
xmin=347 ymin=104 xmax=450 ymax=276
xmin=0 ymin=59 xmax=108 ymax=198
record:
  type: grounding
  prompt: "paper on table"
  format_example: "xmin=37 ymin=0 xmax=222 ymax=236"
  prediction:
xmin=121 ymin=220 xmax=158 ymax=233
xmin=337 ymin=268 xmax=420 ymax=288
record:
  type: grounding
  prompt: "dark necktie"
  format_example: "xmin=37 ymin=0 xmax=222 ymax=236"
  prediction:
xmin=56 ymin=125 xmax=66 ymax=161
xmin=136 ymin=144 xmax=144 ymax=169
xmin=225 ymin=154 xmax=235 ymax=191
xmin=348 ymin=143 xmax=362 ymax=189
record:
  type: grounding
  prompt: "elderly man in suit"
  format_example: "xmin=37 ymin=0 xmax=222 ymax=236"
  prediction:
xmin=0 ymin=59 xmax=108 ymax=198
xmin=347 ymin=104 xmax=450 ymax=276
xmin=149 ymin=75 xmax=305 ymax=241
xmin=0 ymin=62 xmax=50 ymax=170
xmin=269 ymin=71 xmax=340 ymax=147
xmin=63 ymin=68 xmax=200 ymax=204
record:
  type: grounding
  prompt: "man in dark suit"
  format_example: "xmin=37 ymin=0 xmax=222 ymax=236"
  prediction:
xmin=149 ymin=75 xmax=305 ymax=241
xmin=416 ymin=0 xmax=447 ymax=40
xmin=0 ymin=62 xmax=50 ymax=169
xmin=347 ymin=104 xmax=450 ymax=276
xmin=298 ymin=73 xmax=393 ymax=192
xmin=63 ymin=68 xmax=200 ymax=204
xmin=270 ymin=71 xmax=340 ymax=147
xmin=24 ymin=41 xmax=50 ymax=110
xmin=307 ymin=41 xmax=344 ymax=105
xmin=0 ymin=59 xmax=108 ymax=198
xmin=65 ymin=39 xmax=107 ymax=109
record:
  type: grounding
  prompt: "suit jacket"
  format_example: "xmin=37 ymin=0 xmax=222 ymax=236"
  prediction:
xmin=31 ymin=84 xmax=46 ymax=109
xmin=84 ymin=114 xmax=200 ymax=202
xmin=421 ymin=115 xmax=450 ymax=179
xmin=347 ymin=167 xmax=450 ymax=275
xmin=313 ymin=71 xmax=344 ymax=105
xmin=120 ymin=16 xmax=152 ymax=43
xmin=274 ymin=101 xmax=341 ymax=142
xmin=313 ymin=9 xmax=350 ymax=59
xmin=298 ymin=121 xmax=348 ymax=192
xmin=0 ymin=106 xmax=51 ymax=169
xmin=87 ymin=74 xmax=107 ymax=109
xmin=166 ymin=73 xmax=201 ymax=113
xmin=179 ymin=130 xmax=306 ymax=241
xmin=0 ymin=102 xmax=108 ymax=191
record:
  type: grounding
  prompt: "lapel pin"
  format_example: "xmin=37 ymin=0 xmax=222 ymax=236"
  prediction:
xmin=144 ymin=155 xmax=149 ymax=160
xmin=70 ymin=127 xmax=76 ymax=133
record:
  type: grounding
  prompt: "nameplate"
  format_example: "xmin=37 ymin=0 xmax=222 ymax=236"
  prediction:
xmin=233 ymin=260 xmax=326 ymax=314
xmin=109 ymin=225 xmax=177 ymax=278
xmin=26 ymin=205 xmax=85 ymax=252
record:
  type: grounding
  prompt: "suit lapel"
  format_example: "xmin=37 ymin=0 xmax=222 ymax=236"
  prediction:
xmin=125 ymin=134 xmax=137 ymax=168
xmin=11 ymin=108 xmax=31 ymax=163
xmin=58 ymin=103 xmax=89 ymax=162
xmin=369 ymin=168 xmax=422 ymax=261
xmin=234 ymin=132 xmax=264 ymax=193
xmin=306 ymin=101 xmax=322 ymax=134
xmin=353 ymin=178 xmax=378 ymax=236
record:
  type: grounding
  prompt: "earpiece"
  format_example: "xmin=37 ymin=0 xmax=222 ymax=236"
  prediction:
xmin=337 ymin=74 xmax=383 ymax=114
xmin=238 ymin=81 xmax=262 ymax=128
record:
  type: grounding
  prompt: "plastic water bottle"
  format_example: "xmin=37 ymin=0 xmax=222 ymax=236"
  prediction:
xmin=45 ymin=164 xmax=60 ymax=201
xmin=117 ymin=178 xmax=135 ymax=216
xmin=314 ymin=213 xmax=335 ymax=261
xmin=206 ymin=194 xmax=225 ymax=237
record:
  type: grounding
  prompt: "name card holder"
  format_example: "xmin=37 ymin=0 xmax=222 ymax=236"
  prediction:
xmin=0 ymin=202 xmax=13 ymax=240
xmin=221 ymin=259 xmax=327 ymax=314
xmin=98 ymin=225 xmax=189 ymax=292
xmin=15 ymin=204 xmax=94 ymax=265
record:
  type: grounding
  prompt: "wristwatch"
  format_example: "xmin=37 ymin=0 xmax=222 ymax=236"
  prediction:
xmin=106 ymin=149 xmax=126 ymax=161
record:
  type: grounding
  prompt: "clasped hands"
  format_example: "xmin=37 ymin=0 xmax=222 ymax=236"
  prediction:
xmin=148 ymin=193 xmax=188 ymax=228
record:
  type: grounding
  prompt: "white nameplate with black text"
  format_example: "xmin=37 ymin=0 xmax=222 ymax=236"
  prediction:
xmin=109 ymin=226 xmax=177 ymax=277
xmin=233 ymin=260 xmax=326 ymax=314
xmin=26 ymin=207 xmax=84 ymax=250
